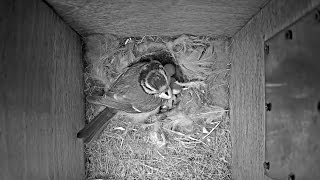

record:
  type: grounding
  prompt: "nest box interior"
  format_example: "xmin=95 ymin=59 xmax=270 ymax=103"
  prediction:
xmin=1 ymin=0 xmax=320 ymax=180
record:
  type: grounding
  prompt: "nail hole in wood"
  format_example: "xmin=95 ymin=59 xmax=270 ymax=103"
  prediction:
xmin=285 ymin=30 xmax=293 ymax=40
xmin=315 ymin=10 xmax=320 ymax=22
xmin=263 ymin=162 xmax=270 ymax=170
xmin=264 ymin=44 xmax=269 ymax=55
xmin=288 ymin=173 xmax=295 ymax=180
xmin=266 ymin=103 xmax=272 ymax=111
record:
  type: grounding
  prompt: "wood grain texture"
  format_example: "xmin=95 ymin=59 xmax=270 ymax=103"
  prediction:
xmin=45 ymin=0 xmax=269 ymax=37
xmin=229 ymin=0 xmax=320 ymax=180
xmin=0 ymin=0 xmax=85 ymax=179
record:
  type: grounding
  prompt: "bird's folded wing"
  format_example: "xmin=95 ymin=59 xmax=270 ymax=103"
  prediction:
xmin=87 ymin=95 xmax=141 ymax=113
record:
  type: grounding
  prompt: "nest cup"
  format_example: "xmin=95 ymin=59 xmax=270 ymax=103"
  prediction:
xmin=83 ymin=34 xmax=231 ymax=180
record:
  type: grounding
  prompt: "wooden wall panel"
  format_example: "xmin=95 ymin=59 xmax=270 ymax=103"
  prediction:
xmin=0 ymin=0 xmax=84 ymax=179
xmin=45 ymin=0 xmax=269 ymax=37
xmin=229 ymin=0 xmax=320 ymax=180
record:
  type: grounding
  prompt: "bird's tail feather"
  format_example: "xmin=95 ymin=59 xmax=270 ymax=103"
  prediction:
xmin=77 ymin=107 xmax=117 ymax=143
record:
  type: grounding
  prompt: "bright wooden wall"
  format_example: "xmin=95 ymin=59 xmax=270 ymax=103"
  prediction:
xmin=230 ymin=0 xmax=320 ymax=179
xmin=46 ymin=0 xmax=269 ymax=37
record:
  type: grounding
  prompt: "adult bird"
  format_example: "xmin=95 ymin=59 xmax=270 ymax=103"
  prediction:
xmin=77 ymin=58 xmax=173 ymax=143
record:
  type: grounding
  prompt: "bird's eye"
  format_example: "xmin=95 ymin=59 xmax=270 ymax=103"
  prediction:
xmin=146 ymin=72 xmax=167 ymax=91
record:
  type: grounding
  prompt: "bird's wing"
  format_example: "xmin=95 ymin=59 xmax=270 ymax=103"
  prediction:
xmin=93 ymin=61 xmax=164 ymax=112
xmin=87 ymin=95 xmax=141 ymax=113
xmin=105 ymin=62 xmax=154 ymax=107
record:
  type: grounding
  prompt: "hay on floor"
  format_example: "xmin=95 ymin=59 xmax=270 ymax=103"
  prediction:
xmin=83 ymin=34 xmax=231 ymax=180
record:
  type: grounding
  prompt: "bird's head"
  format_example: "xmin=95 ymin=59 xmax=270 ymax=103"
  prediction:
xmin=139 ymin=60 xmax=172 ymax=99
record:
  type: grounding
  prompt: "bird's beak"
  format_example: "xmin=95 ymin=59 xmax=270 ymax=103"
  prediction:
xmin=158 ymin=86 xmax=172 ymax=99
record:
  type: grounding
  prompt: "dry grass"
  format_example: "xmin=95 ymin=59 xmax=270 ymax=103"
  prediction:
xmin=83 ymin=34 xmax=231 ymax=180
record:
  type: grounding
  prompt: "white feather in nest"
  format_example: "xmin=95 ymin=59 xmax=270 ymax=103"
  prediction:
xmin=166 ymin=35 xmax=217 ymax=81
xmin=162 ymin=88 xmax=227 ymax=138
xmin=132 ymin=36 xmax=167 ymax=57
xmin=163 ymin=110 xmax=194 ymax=133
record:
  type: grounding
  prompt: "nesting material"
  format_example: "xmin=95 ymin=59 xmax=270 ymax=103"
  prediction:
xmin=83 ymin=34 xmax=231 ymax=180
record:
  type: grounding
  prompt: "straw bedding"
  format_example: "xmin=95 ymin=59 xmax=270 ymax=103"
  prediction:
xmin=82 ymin=34 xmax=231 ymax=180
